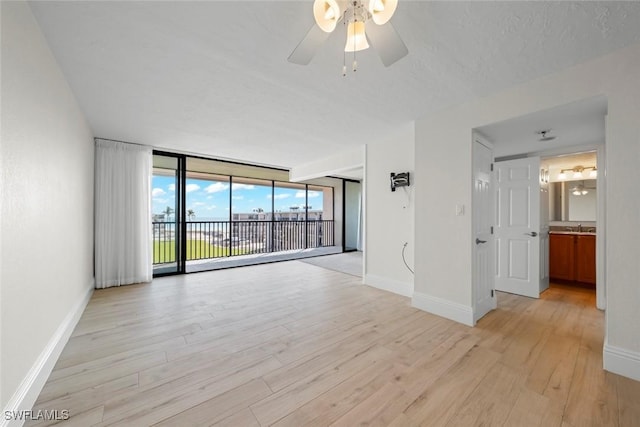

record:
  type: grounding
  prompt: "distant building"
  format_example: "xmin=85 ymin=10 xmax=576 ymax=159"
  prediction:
xmin=232 ymin=209 xmax=323 ymax=222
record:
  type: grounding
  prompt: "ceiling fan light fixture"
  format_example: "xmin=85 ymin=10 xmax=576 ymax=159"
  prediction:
xmin=571 ymin=183 xmax=589 ymax=196
xmin=368 ymin=0 xmax=398 ymax=25
xmin=313 ymin=0 xmax=342 ymax=33
xmin=344 ymin=21 xmax=370 ymax=52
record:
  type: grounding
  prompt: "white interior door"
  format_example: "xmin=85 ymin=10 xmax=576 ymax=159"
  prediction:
xmin=473 ymin=138 xmax=496 ymax=322
xmin=495 ymin=157 xmax=541 ymax=298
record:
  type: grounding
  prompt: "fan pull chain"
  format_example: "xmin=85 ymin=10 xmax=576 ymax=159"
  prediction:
xmin=343 ymin=50 xmax=347 ymax=76
xmin=352 ymin=18 xmax=357 ymax=72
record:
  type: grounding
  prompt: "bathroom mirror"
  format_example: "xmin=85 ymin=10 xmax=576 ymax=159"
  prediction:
xmin=549 ymin=180 xmax=597 ymax=222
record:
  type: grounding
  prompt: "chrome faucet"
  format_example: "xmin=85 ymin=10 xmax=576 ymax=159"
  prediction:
xmin=577 ymin=224 xmax=582 ymax=232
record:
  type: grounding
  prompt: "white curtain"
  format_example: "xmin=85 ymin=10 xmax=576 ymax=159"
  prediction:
xmin=95 ymin=139 xmax=152 ymax=288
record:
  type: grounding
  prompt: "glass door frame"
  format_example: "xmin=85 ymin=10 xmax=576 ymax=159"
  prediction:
xmin=153 ymin=150 xmax=187 ymax=277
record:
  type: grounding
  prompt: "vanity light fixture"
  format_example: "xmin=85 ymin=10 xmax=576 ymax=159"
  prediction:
xmin=573 ymin=168 xmax=583 ymax=179
xmin=557 ymin=165 xmax=597 ymax=181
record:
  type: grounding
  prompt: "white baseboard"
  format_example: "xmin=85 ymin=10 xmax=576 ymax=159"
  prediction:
xmin=603 ymin=341 xmax=640 ymax=382
xmin=1 ymin=280 xmax=94 ymax=427
xmin=412 ymin=291 xmax=474 ymax=326
xmin=363 ymin=274 xmax=413 ymax=298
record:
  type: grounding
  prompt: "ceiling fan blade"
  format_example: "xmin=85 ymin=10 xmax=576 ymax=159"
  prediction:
xmin=288 ymin=24 xmax=331 ymax=65
xmin=365 ymin=21 xmax=409 ymax=67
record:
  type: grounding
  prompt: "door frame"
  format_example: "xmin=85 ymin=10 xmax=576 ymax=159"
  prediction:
xmin=472 ymin=133 xmax=497 ymax=323
xmin=152 ymin=150 xmax=187 ymax=277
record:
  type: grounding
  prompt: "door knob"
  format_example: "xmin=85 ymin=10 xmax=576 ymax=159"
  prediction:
xmin=524 ymin=232 xmax=538 ymax=237
xmin=476 ymin=238 xmax=487 ymax=244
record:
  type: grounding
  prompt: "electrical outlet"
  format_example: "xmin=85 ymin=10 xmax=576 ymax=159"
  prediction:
xmin=456 ymin=204 xmax=465 ymax=216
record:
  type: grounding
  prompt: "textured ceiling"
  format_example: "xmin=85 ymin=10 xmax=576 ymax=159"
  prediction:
xmin=479 ymin=95 xmax=607 ymax=158
xmin=29 ymin=1 xmax=640 ymax=169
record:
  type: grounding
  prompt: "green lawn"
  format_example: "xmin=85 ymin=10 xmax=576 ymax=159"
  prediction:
xmin=153 ymin=240 xmax=247 ymax=264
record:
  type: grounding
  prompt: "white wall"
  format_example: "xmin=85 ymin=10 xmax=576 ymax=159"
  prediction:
xmin=414 ymin=43 xmax=640 ymax=379
xmin=1 ymin=1 xmax=95 ymax=415
xmin=364 ymin=123 xmax=415 ymax=297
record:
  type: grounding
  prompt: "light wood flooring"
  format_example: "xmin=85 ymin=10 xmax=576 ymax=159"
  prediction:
xmin=29 ymin=260 xmax=640 ymax=426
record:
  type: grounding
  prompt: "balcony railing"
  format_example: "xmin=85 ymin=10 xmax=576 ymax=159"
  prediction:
xmin=153 ymin=220 xmax=335 ymax=265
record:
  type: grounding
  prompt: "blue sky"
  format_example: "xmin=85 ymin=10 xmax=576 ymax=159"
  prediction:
xmin=152 ymin=175 xmax=323 ymax=220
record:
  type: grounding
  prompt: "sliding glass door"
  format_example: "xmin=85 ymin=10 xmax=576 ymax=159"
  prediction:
xmin=152 ymin=153 xmax=185 ymax=275
xmin=152 ymin=152 xmax=336 ymax=276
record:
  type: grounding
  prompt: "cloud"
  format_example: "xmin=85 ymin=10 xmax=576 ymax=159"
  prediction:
xmin=152 ymin=188 xmax=166 ymax=197
xmin=205 ymin=182 xmax=229 ymax=193
xmin=268 ymin=194 xmax=290 ymax=200
xmin=192 ymin=202 xmax=206 ymax=207
xmin=232 ymin=196 xmax=244 ymax=200
xmin=186 ymin=184 xmax=200 ymax=193
xmin=154 ymin=198 xmax=168 ymax=204
xmin=294 ymin=190 xmax=320 ymax=198
xmin=168 ymin=184 xmax=175 ymax=192
xmin=232 ymin=183 xmax=255 ymax=190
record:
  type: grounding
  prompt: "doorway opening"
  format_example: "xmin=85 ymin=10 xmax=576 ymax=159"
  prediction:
xmin=473 ymin=95 xmax=607 ymax=320
xmin=544 ymin=151 xmax=598 ymax=302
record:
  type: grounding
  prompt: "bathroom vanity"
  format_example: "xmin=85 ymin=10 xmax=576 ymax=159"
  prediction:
xmin=549 ymin=231 xmax=596 ymax=286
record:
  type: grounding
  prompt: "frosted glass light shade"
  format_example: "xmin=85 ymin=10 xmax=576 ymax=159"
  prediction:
xmin=344 ymin=21 xmax=369 ymax=52
xmin=368 ymin=0 xmax=398 ymax=25
xmin=313 ymin=0 xmax=342 ymax=33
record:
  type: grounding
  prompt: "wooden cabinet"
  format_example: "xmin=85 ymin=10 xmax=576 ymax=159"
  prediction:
xmin=575 ymin=235 xmax=596 ymax=284
xmin=549 ymin=233 xmax=596 ymax=285
xmin=549 ymin=234 xmax=575 ymax=281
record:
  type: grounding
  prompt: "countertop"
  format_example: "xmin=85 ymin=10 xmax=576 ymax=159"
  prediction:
xmin=549 ymin=231 xmax=596 ymax=236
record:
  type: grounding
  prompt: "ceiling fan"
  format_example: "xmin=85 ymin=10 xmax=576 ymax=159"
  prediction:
xmin=288 ymin=0 xmax=409 ymax=72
